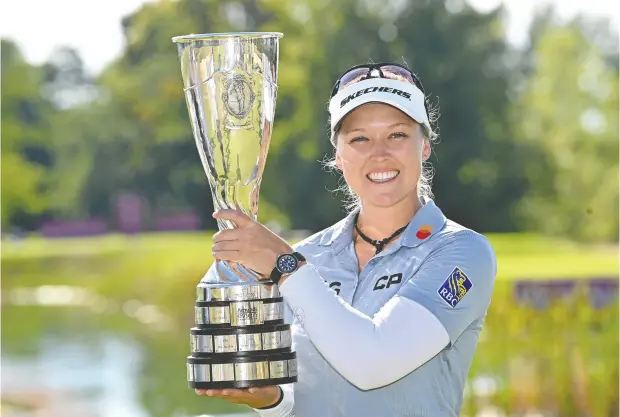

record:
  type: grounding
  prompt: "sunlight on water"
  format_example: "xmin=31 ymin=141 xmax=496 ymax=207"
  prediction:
xmin=1 ymin=287 xmax=255 ymax=417
xmin=9 ymin=285 xmax=100 ymax=307
xmin=2 ymin=334 xmax=150 ymax=417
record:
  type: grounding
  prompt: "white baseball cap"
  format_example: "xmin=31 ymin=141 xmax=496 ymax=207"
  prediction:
xmin=328 ymin=77 xmax=430 ymax=135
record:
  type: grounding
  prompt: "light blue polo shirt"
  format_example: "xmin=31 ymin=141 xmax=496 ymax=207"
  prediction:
xmin=281 ymin=197 xmax=497 ymax=417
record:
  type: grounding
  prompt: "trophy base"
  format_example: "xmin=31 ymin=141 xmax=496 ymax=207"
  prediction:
xmin=189 ymin=273 xmax=298 ymax=391
xmin=189 ymin=376 xmax=297 ymax=390
xmin=187 ymin=351 xmax=297 ymax=390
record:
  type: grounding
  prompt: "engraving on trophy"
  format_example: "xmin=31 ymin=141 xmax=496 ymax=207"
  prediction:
xmin=208 ymin=306 xmax=231 ymax=324
xmin=195 ymin=306 xmax=209 ymax=324
xmin=262 ymin=331 xmax=281 ymax=350
xmin=231 ymin=301 xmax=263 ymax=326
xmin=238 ymin=333 xmax=262 ymax=351
xmin=191 ymin=334 xmax=214 ymax=353
xmin=229 ymin=285 xmax=261 ymax=301
xmin=213 ymin=334 xmax=238 ymax=353
xmin=222 ymin=74 xmax=255 ymax=119
xmin=237 ymin=306 xmax=258 ymax=322
xmin=239 ymin=286 xmax=256 ymax=300
xmin=238 ymin=306 xmax=258 ymax=321
xmin=263 ymin=301 xmax=283 ymax=321
xmin=269 ymin=360 xmax=288 ymax=379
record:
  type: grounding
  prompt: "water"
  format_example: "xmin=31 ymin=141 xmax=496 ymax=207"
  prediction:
xmin=3 ymin=333 xmax=149 ymax=417
xmin=1 ymin=286 xmax=254 ymax=417
xmin=2 ymin=280 xmax=618 ymax=417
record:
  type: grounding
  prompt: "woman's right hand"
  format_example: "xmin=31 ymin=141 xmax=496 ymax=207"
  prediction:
xmin=195 ymin=386 xmax=281 ymax=409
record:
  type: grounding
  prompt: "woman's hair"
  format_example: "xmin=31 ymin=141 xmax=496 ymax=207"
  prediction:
xmin=323 ymin=72 xmax=440 ymax=212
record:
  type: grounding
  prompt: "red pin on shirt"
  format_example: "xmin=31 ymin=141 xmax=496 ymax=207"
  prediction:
xmin=416 ymin=225 xmax=433 ymax=240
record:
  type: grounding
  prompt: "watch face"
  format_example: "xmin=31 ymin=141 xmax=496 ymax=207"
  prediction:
xmin=277 ymin=254 xmax=298 ymax=274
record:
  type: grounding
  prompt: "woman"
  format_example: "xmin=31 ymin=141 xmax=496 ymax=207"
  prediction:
xmin=198 ymin=63 xmax=497 ymax=416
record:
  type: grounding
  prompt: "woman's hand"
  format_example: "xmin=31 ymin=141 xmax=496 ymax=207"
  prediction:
xmin=195 ymin=386 xmax=282 ymax=409
xmin=212 ymin=209 xmax=293 ymax=277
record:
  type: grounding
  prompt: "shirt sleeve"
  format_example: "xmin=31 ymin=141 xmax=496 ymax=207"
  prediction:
xmin=396 ymin=230 xmax=497 ymax=344
xmin=276 ymin=268 xmax=451 ymax=391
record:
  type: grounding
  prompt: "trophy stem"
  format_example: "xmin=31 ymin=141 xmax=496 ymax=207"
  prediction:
xmin=216 ymin=260 xmax=264 ymax=282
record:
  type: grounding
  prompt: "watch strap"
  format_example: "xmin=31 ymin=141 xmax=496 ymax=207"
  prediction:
xmin=269 ymin=252 xmax=306 ymax=285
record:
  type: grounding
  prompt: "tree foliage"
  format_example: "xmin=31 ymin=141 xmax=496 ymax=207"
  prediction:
xmin=514 ymin=24 xmax=619 ymax=241
xmin=1 ymin=40 xmax=52 ymax=228
xmin=1 ymin=1 xmax=617 ymax=242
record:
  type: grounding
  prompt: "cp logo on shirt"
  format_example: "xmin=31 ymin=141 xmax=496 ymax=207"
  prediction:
xmin=373 ymin=273 xmax=403 ymax=291
xmin=438 ymin=267 xmax=473 ymax=307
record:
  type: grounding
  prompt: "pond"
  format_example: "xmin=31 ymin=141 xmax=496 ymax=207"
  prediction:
xmin=1 ymin=285 xmax=253 ymax=417
xmin=2 ymin=278 xmax=618 ymax=417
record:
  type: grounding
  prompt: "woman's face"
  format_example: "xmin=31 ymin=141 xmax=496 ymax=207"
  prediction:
xmin=335 ymin=103 xmax=430 ymax=209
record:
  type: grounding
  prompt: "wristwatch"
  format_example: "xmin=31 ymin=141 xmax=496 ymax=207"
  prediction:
xmin=269 ymin=252 xmax=306 ymax=285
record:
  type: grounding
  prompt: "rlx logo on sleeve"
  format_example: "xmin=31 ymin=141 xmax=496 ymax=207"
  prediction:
xmin=340 ymin=87 xmax=412 ymax=107
xmin=373 ymin=273 xmax=403 ymax=291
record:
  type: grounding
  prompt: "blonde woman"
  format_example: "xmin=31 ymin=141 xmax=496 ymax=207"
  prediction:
xmin=198 ymin=63 xmax=497 ymax=417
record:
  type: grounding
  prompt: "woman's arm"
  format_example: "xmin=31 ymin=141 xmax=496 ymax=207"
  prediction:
xmin=277 ymin=231 xmax=496 ymax=391
xmin=254 ymin=384 xmax=295 ymax=417
xmin=279 ymin=265 xmax=449 ymax=390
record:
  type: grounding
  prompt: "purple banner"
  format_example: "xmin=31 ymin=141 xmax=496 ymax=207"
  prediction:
xmin=154 ymin=212 xmax=201 ymax=231
xmin=40 ymin=219 xmax=108 ymax=237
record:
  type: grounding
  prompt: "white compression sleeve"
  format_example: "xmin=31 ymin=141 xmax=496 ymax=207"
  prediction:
xmin=253 ymin=384 xmax=294 ymax=417
xmin=278 ymin=264 xmax=450 ymax=391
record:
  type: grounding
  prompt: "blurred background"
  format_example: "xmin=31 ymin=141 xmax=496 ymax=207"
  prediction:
xmin=1 ymin=0 xmax=618 ymax=416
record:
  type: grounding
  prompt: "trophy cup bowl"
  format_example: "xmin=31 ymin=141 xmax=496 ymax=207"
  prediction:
xmin=172 ymin=32 xmax=297 ymax=389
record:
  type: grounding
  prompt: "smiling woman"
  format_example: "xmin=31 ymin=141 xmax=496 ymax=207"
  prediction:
xmin=333 ymin=103 xmax=430 ymax=210
xmin=326 ymin=68 xmax=439 ymax=211
xmin=203 ymin=63 xmax=498 ymax=417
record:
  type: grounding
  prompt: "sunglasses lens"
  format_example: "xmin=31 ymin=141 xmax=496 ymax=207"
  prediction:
xmin=332 ymin=64 xmax=422 ymax=98
xmin=338 ymin=68 xmax=372 ymax=90
xmin=380 ymin=65 xmax=417 ymax=85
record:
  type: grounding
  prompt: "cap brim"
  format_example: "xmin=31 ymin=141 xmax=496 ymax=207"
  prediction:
xmin=328 ymin=78 xmax=429 ymax=133
xmin=332 ymin=99 xmax=426 ymax=133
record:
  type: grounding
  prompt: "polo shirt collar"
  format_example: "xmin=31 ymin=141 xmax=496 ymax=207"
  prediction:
xmin=318 ymin=196 xmax=446 ymax=252
xmin=400 ymin=196 xmax=446 ymax=248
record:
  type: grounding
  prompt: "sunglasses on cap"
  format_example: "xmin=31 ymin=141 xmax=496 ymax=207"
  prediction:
xmin=330 ymin=63 xmax=428 ymax=114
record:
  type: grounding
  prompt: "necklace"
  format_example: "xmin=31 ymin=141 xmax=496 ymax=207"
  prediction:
xmin=354 ymin=213 xmax=409 ymax=254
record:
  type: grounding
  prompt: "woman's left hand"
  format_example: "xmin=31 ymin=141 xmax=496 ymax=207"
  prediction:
xmin=211 ymin=209 xmax=293 ymax=277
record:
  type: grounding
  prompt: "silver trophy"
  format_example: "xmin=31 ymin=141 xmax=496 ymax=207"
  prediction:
xmin=172 ymin=32 xmax=296 ymax=389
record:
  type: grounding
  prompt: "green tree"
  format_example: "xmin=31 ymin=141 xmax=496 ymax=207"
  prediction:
xmin=15 ymin=0 xmax=612 ymax=241
xmin=1 ymin=40 xmax=52 ymax=229
xmin=513 ymin=23 xmax=619 ymax=241
xmin=261 ymin=0 xmax=526 ymax=232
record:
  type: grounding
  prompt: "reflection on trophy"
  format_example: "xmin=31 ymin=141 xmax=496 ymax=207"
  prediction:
xmin=172 ymin=32 xmax=297 ymax=389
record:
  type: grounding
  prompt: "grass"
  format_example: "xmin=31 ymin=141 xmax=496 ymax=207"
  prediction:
xmin=1 ymin=231 xmax=618 ymax=281
xmin=484 ymin=233 xmax=618 ymax=280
